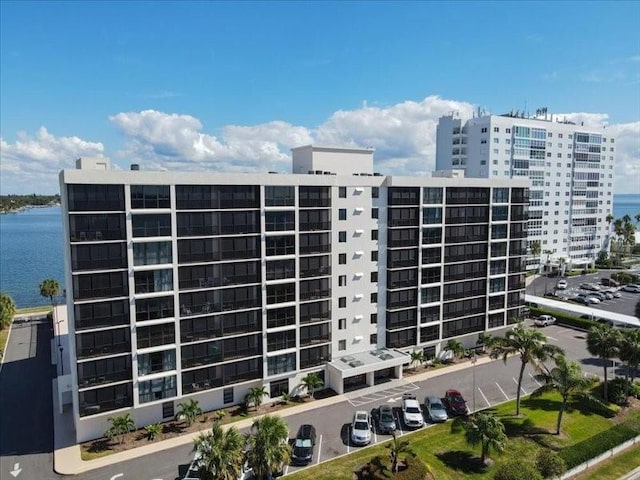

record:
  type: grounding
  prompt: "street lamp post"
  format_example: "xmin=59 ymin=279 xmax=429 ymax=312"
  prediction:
xmin=471 ymin=352 xmax=477 ymax=413
xmin=59 ymin=346 xmax=64 ymax=375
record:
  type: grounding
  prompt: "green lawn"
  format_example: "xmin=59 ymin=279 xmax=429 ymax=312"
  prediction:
xmin=16 ymin=306 xmax=51 ymax=314
xmin=571 ymin=444 xmax=640 ymax=480
xmin=286 ymin=391 xmax=622 ymax=480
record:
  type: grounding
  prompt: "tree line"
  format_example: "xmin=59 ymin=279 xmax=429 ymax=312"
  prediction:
xmin=0 ymin=194 xmax=60 ymax=212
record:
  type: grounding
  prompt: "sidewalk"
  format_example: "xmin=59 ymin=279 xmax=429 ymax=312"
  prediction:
xmin=53 ymin=355 xmax=490 ymax=475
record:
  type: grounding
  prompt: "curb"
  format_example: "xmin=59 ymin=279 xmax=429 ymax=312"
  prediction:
xmin=0 ymin=317 xmax=16 ymax=375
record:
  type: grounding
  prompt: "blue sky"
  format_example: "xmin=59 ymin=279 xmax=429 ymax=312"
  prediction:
xmin=1 ymin=1 xmax=639 ymax=194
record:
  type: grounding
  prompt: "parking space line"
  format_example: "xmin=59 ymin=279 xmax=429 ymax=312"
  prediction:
xmin=513 ymin=377 xmax=527 ymax=394
xmin=529 ymin=372 xmax=542 ymax=387
xmin=347 ymin=426 xmax=350 ymax=454
xmin=478 ymin=387 xmax=491 ymax=407
xmin=546 ymin=336 xmax=558 ymax=341
xmin=317 ymin=434 xmax=322 ymax=465
xmin=496 ymin=382 xmax=510 ymax=400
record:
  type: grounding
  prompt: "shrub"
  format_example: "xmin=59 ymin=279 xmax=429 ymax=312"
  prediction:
xmin=367 ymin=455 xmax=430 ymax=480
xmin=559 ymin=417 xmax=640 ymax=469
xmin=529 ymin=306 xmax=597 ymax=330
xmin=144 ymin=423 xmax=162 ymax=441
xmin=494 ymin=460 xmax=542 ymax=480
xmin=608 ymin=377 xmax=632 ymax=405
xmin=535 ymin=449 xmax=566 ymax=478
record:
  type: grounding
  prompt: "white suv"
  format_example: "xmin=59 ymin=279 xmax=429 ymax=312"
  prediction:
xmin=402 ymin=393 xmax=424 ymax=429
xmin=350 ymin=411 xmax=372 ymax=445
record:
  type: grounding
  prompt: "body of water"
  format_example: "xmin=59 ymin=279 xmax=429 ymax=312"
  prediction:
xmin=0 ymin=206 xmax=64 ymax=308
xmin=612 ymin=194 xmax=640 ymax=223
xmin=0 ymin=195 xmax=639 ymax=308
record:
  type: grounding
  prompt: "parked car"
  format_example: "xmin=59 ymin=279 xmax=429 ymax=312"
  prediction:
xmin=183 ymin=451 xmax=253 ymax=480
xmin=580 ymin=283 xmax=601 ymax=291
xmin=291 ymin=424 xmax=317 ymax=465
xmin=534 ymin=314 xmax=556 ymax=327
xmin=424 ymin=396 xmax=448 ymax=423
xmin=587 ymin=291 xmax=607 ymax=301
xmin=603 ymin=288 xmax=622 ymax=298
xmin=401 ymin=393 xmax=424 ymax=429
xmin=556 ymin=279 xmax=568 ymax=289
xmin=601 ymin=278 xmax=620 ymax=287
xmin=601 ymin=291 xmax=614 ymax=300
xmin=577 ymin=293 xmax=601 ymax=304
xmin=443 ymin=389 xmax=469 ymax=416
xmin=622 ymin=285 xmax=640 ymax=293
xmin=350 ymin=411 xmax=373 ymax=445
xmin=373 ymin=404 xmax=397 ymax=434
xmin=571 ymin=296 xmax=591 ymax=305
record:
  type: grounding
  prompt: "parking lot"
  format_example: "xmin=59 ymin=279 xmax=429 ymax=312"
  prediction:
xmin=281 ymin=323 xmax=597 ymax=477
xmin=527 ymin=269 xmax=640 ymax=318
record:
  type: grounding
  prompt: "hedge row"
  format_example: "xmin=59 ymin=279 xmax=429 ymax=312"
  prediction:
xmin=559 ymin=416 xmax=640 ymax=469
xmin=528 ymin=306 xmax=598 ymax=330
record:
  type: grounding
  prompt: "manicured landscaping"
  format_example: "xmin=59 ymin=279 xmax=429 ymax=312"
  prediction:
xmin=286 ymin=391 xmax=636 ymax=480
xmin=571 ymin=443 xmax=640 ymax=480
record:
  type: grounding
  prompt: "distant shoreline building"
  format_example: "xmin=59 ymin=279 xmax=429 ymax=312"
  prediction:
xmin=436 ymin=109 xmax=615 ymax=270
xmin=59 ymin=146 xmax=528 ymax=442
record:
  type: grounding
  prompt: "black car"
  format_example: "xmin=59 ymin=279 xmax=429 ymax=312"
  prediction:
xmin=291 ymin=424 xmax=316 ymax=465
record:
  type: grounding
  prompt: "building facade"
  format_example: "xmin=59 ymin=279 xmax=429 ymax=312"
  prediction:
xmin=60 ymin=146 xmax=529 ymax=442
xmin=436 ymin=112 xmax=615 ymax=269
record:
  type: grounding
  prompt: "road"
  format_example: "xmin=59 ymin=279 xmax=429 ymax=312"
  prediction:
xmin=0 ymin=317 xmax=615 ymax=480
xmin=0 ymin=314 xmax=60 ymax=480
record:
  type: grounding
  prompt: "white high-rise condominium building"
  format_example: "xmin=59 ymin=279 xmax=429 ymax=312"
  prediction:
xmin=436 ymin=111 xmax=616 ymax=269
xmin=60 ymin=146 xmax=528 ymax=442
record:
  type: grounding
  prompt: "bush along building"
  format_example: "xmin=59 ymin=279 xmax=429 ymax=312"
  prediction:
xmin=59 ymin=146 xmax=528 ymax=442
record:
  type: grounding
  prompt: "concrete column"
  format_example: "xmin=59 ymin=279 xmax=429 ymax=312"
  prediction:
xmin=395 ymin=365 xmax=403 ymax=380
xmin=366 ymin=371 xmax=375 ymax=387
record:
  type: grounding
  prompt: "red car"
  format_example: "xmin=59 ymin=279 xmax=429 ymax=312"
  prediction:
xmin=443 ymin=389 xmax=469 ymax=416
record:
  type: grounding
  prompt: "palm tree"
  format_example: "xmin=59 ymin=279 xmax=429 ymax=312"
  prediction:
xmin=464 ymin=412 xmax=507 ymax=466
xmin=39 ymin=278 xmax=61 ymax=344
xmin=387 ymin=431 xmax=415 ymax=473
xmin=245 ymin=386 xmax=268 ymax=412
xmin=490 ymin=322 xmax=564 ymax=415
xmin=104 ymin=413 xmax=136 ymax=445
xmin=409 ymin=350 xmax=424 ymax=369
xmin=558 ymin=257 xmax=567 ymax=276
xmin=530 ymin=240 xmax=542 ymax=273
xmin=246 ymin=415 xmax=291 ymax=479
xmin=617 ymin=329 xmax=640 ymax=397
xmin=586 ymin=324 xmax=621 ymax=402
xmin=613 ymin=219 xmax=625 ymax=263
xmin=477 ymin=333 xmax=493 ymax=353
xmin=175 ymin=398 xmax=202 ymax=427
xmin=0 ymin=292 xmax=16 ymax=329
xmin=533 ymin=355 xmax=598 ymax=435
xmin=300 ymin=372 xmax=324 ymax=399
xmin=39 ymin=278 xmax=61 ymax=309
xmin=445 ymin=339 xmax=465 ymax=359
xmin=193 ymin=422 xmax=246 ymax=480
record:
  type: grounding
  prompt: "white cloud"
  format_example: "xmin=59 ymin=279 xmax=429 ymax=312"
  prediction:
xmin=1 ymin=97 xmax=638 ymax=194
xmin=0 ymin=127 xmax=104 ymax=194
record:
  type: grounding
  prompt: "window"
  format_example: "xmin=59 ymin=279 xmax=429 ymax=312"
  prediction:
xmin=371 ymin=271 xmax=378 ymax=282
xmin=339 ymin=187 xmax=346 ymax=198
xmin=371 ymin=313 xmax=377 ymax=324
xmin=372 ymin=187 xmax=379 ymax=198
xmin=371 ymin=251 xmax=378 ymax=262
xmin=339 ymin=231 xmax=347 ymax=242
xmin=339 ymin=297 xmax=346 ymax=308
xmin=370 ymin=334 xmax=377 ymax=344
xmin=265 ymin=186 xmax=294 ymax=206
xmin=339 ymin=318 xmax=346 ymax=330
xmin=339 ymin=275 xmax=347 ymax=286
xmin=506 ymin=128 xmax=511 ymax=133
xmin=270 ymin=379 xmax=289 ymax=398
xmin=493 ymin=138 xmax=499 ymax=143
xmin=493 ymin=127 xmax=499 ymax=132
xmin=371 ymin=230 xmax=378 ymax=240
xmin=339 ymin=253 xmax=347 ymax=264
xmin=338 ymin=340 xmax=346 ymax=351
xmin=339 ymin=209 xmax=347 ymax=220
xmin=371 ymin=292 xmax=378 ymax=303
xmin=223 ymin=387 xmax=234 ymax=404
xmin=372 ymin=208 xmax=378 ymax=219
